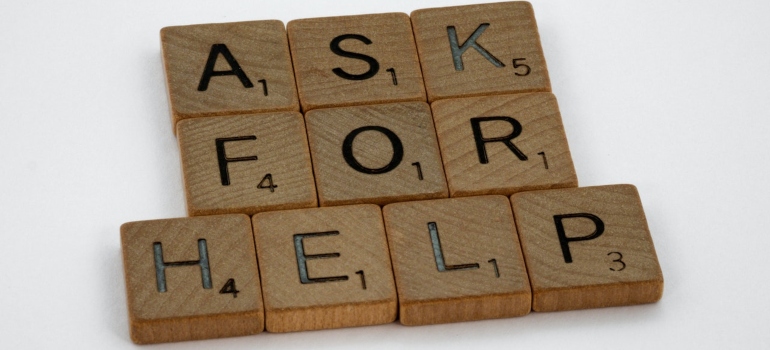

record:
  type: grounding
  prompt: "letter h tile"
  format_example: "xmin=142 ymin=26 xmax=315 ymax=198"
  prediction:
xmin=120 ymin=214 xmax=263 ymax=344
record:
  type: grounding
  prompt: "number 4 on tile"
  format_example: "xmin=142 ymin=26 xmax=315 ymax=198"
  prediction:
xmin=258 ymin=174 xmax=278 ymax=192
xmin=219 ymin=278 xmax=239 ymax=298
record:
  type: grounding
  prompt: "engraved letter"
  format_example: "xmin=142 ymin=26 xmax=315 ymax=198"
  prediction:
xmin=553 ymin=213 xmax=605 ymax=263
xmin=215 ymin=136 xmax=258 ymax=186
xmin=153 ymin=239 xmax=212 ymax=292
xmin=342 ymin=126 xmax=404 ymax=174
xmin=330 ymin=34 xmax=380 ymax=81
xmin=447 ymin=24 xmax=505 ymax=71
xmin=428 ymin=222 xmax=479 ymax=272
xmin=470 ymin=116 xmax=527 ymax=164
xmin=198 ymin=44 xmax=254 ymax=91
xmin=293 ymin=231 xmax=349 ymax=284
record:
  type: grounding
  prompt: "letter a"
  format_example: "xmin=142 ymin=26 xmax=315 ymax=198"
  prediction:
xmin=198 ymin=44 xmax=254 ymax=91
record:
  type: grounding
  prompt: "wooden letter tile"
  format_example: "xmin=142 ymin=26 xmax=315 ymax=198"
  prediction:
xmin=305 ymin=102 xmax=448 ymax=206
xmin=252 ymin=205 xmax=397 ymax=332
xmin=161 ymin=20 xmax=299 ymax=127
xmin=510 ymin=185 xmax=664 ymax=312
xmin=121 ymin=214 xmax=263 ymax=344
xmin=411 ymin=2 xmax=551 ymax=102
xmin=288 ymin=13 xmax=426 ymax=111
xmin=177 ymin=112 xmax=317 ymax=216
xmin=432 ymin=93 xmax=577 ymax=197
xmin=383 ymin=196 xmax=531 ymax=326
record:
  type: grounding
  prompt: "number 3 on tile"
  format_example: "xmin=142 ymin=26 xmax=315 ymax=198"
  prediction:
xmin=608 ymin=252 xmax=626 ymax=271
xmin=258 ymin=173 xmax=278 ymax=192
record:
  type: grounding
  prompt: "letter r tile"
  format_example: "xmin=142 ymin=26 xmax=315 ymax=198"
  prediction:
xmin=511 ymin=185 xmax=664 ymax=312
xmin=161 ymin=20 xmax=299 ymax=128
xmin=177 ymin=112 xmax=317 ymax=216
xmin=411 ymin=2 xmax=551 ymax=102
xmin=120 ymin=214 xmax=263 ymax=344
xmin=383 ymin=196 xmax=531 ymax=326
xmin=252 ymin=205 xmax=397 ymax=332
xmin=432 ymin=93 xmax=578 ymax=197
xmin=288 ymin=13 xmax=426 ymax=111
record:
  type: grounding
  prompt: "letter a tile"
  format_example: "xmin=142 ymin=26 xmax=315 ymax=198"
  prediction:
xmin=383 ymin=196 xmax=531 ymax=325
xmin=288 ymin=13 xmax=426 ymax=111
xmin=412 ymin=2 xmax=551 ymax=102
xmin=161 ymin=20 xmax=299 ymax=128
xmin=305 ymin=102 xmax=448 ymax=206
xmin=511 ymin=185 xmax=664 ymax=312
xmin=177 ymin=112 xmax=317 ymax=216
xmin=253 ymin=205 xmax=397 ymax=332
xmin=432 ymin=93 xmax=577 ymax=197
xmin=121 ymin=214 xmax=263 ymax=344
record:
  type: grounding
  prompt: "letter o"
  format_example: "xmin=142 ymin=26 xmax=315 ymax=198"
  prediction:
xmin=342 ymin=126 xmax=404 ymax=174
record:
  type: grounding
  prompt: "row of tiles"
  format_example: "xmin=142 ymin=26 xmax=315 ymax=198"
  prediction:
xmin=121 ymin=184 xmax=664 ymax=344
xmin=162 ymin=1 xmax=550 ymax=127
xmin=179 ymin=93 xmax=577 ymax=216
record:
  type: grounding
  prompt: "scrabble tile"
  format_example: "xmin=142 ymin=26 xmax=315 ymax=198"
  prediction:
xmin=383 ymin=195 xmax=531 ymax=325
xmin=431 ymin=93 xmax=577 ymax=197
xmin=305 ymin=102 xmax=448 ymax=206
xmin=161 ymin=20 xmax=299 ymax=127
xmin=411 ymin=2 xmax=551 ymax=102
xmin=120 ymin=214 xmax=263 ymax=344
xmin=510 ymin=185 xmax=664 ymax=312
xmin=252 ymin=205 xmax=397 ymax=332
xmin=288 ymin=13 xmax=426 ymax=111
xmin=177 ymin=112 xmax=317 ymax=216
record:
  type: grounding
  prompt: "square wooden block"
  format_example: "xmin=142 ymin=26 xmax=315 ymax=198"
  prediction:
xmin=161 ymin=20 xmax=299 ymax=128
xmin=305 ymin=102 xmax=448 ymax=206
xmin=511 ymin=185 xmax=664 ymax=312
xmin=383 ymin=195 xmax=531 ymax=326
xmin=252 ymin=205 xmax=397 ymax=332
xmin=288 ymin=13 xmax=426 ymax=111
xmin=177 ymin=112 xmax=317 ymax=216
xmin=412 ymin=2 xmax=551 ymax=102
xmin=432 ymin=93 xmax=578 ymax=197
xmin=120 ymin=214 xmax=263 ymax=344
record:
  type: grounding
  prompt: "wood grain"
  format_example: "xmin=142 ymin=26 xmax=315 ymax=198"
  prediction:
xmin=120 ymin=214 xmax=263 ymax=344
xmin=161 ymin=20 xmax=299 ymax=128
xmin=305 ymin=102 xmax=448 ymax=206
xmin=252 ymin=205 xmax=397 ymax=332
xmin=177 ymin=112 xmax=317 ymax=216
xmin=431 ymin=93 xmax=578 ymax=197
xmin=383 ymin=195 xmax=530 ymax=325
xmin=411 ymin=2 xmax=551 ymax=102
xmin=288 ymin=13 xmax=426 ymax=111
xmin=510 ymin=185 xmax=664 ymax=312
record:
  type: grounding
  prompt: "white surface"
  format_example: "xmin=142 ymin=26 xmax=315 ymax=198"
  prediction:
xmin=0 ymin=0 xmax=768 ymax=348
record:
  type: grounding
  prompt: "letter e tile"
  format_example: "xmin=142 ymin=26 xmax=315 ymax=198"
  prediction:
xmin=253 ymin=205 xmax=397 ymax=332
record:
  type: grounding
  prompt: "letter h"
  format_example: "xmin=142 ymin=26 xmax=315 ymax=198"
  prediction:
xmin=153 ymin=239 xmax=212 ymax=292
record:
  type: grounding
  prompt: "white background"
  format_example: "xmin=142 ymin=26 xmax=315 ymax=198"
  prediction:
xmin=1 ymin=0 xmax=768 ymax=348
